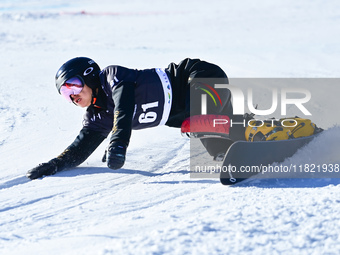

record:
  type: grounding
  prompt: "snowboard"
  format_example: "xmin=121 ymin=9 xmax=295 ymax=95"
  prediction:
xmin=220 ymin=134 xmax=318 ymax=185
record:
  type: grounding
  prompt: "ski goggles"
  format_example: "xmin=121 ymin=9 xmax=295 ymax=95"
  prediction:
xmin=60 ymin=77 xmax=84 ymax=102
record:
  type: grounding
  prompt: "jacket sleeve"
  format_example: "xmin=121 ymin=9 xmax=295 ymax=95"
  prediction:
xmin=49 ymin=128 xmax=106 ymax=171
xmin=109 ymin=81 xmax=136 ymax=146
xmin=100 ymin=65 xmax=137 ymax=146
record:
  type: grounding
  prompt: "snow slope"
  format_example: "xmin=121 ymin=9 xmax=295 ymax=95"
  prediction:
xmin=1 ymin=0 xmax=340 ymax=254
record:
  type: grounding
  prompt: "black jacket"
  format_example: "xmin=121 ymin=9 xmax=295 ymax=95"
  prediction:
xmin=50 ymin=59 xmax=197 ymax=171
xmin=83 ymin=65 xmax=173 ymax=142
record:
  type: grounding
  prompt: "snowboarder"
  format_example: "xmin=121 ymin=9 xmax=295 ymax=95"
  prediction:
xmin=26 ymin=57 xmax=240 ymax=180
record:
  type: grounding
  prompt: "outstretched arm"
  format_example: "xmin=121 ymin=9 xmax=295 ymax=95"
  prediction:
xmin=26 ymin=128 xmax=106 ymax=179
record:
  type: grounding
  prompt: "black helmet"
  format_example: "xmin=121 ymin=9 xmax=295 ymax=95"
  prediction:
xmin=55 ymin=57 xmax=101 ymax=93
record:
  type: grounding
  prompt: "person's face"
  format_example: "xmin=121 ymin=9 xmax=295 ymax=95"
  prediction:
xmin=70 ymin=84 xmax=93 ymax=108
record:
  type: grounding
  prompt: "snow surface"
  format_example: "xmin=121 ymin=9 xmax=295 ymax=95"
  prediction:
xmin=1 ymin=0 xmax=340 ymax=254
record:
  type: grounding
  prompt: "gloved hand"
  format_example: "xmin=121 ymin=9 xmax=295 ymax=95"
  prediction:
xmin=26 ymin=161 xmax=58 ymax=180
xmin=106 ymin=141 xmax=127 ymax=170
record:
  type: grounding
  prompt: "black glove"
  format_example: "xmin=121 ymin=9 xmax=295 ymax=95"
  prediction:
xmin=106 ymin=141 xmax=127 ymax=170
xmin=26 ymin=161 xmax=58 ymax=180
